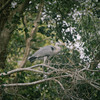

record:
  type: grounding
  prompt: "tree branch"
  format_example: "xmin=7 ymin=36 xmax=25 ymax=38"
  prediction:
xmin=22 ymin=15 xmax=29 ymax=41
xmin=0 ymin=75 xmax=71 ymax=87
xmin=28 ymin=64 xmax=57 ymax=70
xmin=0 ymin=68 xmax=48 ymax=77
xmin=19 ymin=0 xmax=44 ymax=68
xmin=0 ymin=64 xmax=68 ymax=77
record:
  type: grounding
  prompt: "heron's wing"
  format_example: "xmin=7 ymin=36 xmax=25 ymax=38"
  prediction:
xmin=32 ymin=45 xmax=55 ymax=57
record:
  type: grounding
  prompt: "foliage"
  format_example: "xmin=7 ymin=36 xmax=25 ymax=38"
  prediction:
xmin=0 ymin=0 xmax=100 ymax=100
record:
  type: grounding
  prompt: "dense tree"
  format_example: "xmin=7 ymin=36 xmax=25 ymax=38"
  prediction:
xmin=0 ymin=0 xmax=100 ymax=100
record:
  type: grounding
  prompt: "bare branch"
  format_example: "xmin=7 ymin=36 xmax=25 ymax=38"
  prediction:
xmin=0 ymin=75 xmax=72 ymax=87
xmin=0 ymin=68 xmax=48 ymax=77
xmin=86 ymin=69 xmax=100 ymax=72
xmin=0 ymin=64 xmax=69 ymax=77
xmin=73 ymin=69 xmax=100 ymax=90
xmin=28 ymin=64 xmax=57 ymax=70
xmin=66 ymin=56 xmax=75 ymax=65
xmin=89 ymin=82 xmax=100 ymax=90
xmin=28 ymin=64 xmax=71 ymax=75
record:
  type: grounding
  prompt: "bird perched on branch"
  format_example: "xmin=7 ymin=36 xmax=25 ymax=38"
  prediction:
xmin=28 ymin=41 xmax=65 ymax=63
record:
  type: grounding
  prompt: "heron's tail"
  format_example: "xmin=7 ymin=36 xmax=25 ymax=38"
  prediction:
xmin=28 ymin=56 xmax=37 ymax=63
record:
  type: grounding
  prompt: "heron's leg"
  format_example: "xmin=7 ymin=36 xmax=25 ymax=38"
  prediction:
xmin=47 ymin=56 xmax=51 ymax=65
xmin=47 ymin=58 xmax=50 ymax=65
xmin=43 ymin=56 xmax=47 ymax=64
xmin=43 ymin=56 xmax=48 ymax=79
xmin=42 ymin=56 xmax=47 ymax=72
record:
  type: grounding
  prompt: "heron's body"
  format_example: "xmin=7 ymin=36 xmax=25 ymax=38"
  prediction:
xmin=28 ymin=45 xmax=61 ymax=63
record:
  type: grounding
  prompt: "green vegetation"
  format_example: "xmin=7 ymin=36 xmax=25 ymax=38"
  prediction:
xmin=0 ymin=0 xmax=100 ymax=100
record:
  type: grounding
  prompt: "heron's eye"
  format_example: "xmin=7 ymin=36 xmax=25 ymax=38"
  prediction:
xmin=51 ymin=47 xmax=55 ymax=51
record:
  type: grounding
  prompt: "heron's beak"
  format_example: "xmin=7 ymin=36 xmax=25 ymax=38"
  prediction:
xmin=61 ymin=43 xmax=65 ymax=46
xmin=57 ymin=40 xmax=65 ymax=46
xmin=58 ymin=42 xmax=65 ymax=46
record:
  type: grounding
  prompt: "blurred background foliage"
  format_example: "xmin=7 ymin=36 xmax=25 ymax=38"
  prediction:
xmin=0 ymin=0 xmax=100 ymax=100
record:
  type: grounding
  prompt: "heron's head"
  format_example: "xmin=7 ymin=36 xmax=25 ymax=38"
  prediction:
xmin=54 ymin=41 xmax=65 ymax=53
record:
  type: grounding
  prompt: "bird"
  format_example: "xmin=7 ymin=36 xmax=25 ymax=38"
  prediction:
xmin=28 ymin=42 xmax=65 ymax=63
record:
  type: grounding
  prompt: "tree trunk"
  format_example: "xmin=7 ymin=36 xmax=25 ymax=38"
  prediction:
xmin=0 ymin=28 xmax=11 ymax=69
xmin=0 ymin=0 xmax=30 ymax=69
xmin=0 ymin=0 xmax=11 ymax=69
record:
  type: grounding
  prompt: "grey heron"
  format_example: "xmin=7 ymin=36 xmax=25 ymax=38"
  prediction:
xmin=28 ymin=42 xmax=65 ymax=63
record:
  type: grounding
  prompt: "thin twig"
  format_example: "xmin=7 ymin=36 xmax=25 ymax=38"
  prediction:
xmin=89 ymin=82 xmax=100 ymax=90
xmin=54 ymin=79 xmax=65 ymax=90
